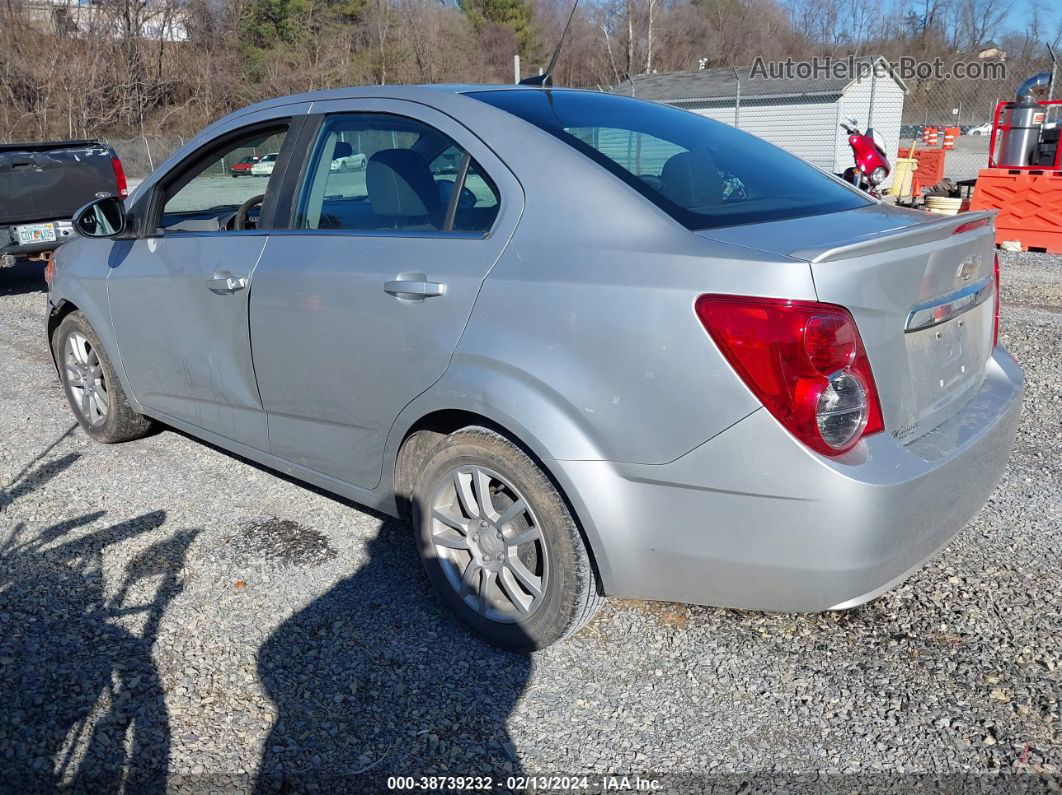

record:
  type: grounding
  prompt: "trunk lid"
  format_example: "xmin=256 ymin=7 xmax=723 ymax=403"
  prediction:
xmin=698 ymin=204 xmax=997 ymax=444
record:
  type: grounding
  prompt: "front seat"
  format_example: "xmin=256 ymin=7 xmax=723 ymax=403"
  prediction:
xmin=366 ymin=149 xmax=443 ymax=230
xmin=660 ymin=150 xmax=724 ymax=209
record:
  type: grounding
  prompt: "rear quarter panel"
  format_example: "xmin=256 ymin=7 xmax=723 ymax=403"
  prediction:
xmin=438 ymin=100 xmax=819 ymax=464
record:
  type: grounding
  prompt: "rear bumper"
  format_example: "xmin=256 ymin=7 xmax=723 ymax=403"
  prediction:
xmin=1 ymin=220 xmax=74 ymax=256
xmin=553 ymin=348 xmax=1023 ymax=612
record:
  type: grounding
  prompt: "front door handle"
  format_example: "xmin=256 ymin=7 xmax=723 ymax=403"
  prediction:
xmin=384 ymin=273 xmax=447 ymax=301
xmin=207 ymin=271 xmax=248 ymax=294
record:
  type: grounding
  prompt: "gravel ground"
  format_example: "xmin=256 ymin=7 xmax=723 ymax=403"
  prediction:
xmin=0 ymin=252 xmax=1059 ymax=793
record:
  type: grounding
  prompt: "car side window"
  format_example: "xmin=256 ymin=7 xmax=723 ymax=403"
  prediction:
xmin=159 ymin=127 xmax=289 ymax=232
xmin=295 ymin=113 xmax=500 ymax=235
xmin=453 ymin=159 xmax=500 ymax=232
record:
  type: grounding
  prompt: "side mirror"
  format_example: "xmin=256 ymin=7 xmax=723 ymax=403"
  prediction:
xmin=72 ymin=195 xmax=126 ymax=239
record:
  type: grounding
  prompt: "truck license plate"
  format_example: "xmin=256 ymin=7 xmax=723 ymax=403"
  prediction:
xmin=16 ymin=223 xmax=57 ymax=245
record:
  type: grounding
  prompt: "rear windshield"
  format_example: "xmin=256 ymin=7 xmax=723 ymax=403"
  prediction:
xmin=467 ymin=89 xmax=871 ymax=230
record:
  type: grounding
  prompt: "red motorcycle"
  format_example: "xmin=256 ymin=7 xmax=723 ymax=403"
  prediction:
xmin=840 ymin=119 xmax=890 ymax=196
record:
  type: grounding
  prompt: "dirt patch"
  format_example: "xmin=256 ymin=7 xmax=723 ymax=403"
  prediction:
xmin=612 ymin=599 xmax=691 ymax=629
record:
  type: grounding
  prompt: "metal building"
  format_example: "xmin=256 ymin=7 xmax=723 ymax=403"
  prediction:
xmin=613 ymin=56 xmax=906 ymax=175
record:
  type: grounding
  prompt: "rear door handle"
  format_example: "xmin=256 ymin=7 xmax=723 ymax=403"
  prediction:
xmin=207 ymin=271 xmax=248 ymax=294
xmin=384 ymin=273 xmax=446 ymax=301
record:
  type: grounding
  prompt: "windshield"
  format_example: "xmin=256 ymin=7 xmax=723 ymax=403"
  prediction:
xmin=468 ymin=89 xmax=871 ymax=230
xmin=870 ymin=128 xmax=887 ymax=154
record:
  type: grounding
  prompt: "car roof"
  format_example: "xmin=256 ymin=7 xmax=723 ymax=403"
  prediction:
xmin=132 ymin=85 xmax=622 ymax=200
xmin=229 ymin=84 xmax=596 ymax=117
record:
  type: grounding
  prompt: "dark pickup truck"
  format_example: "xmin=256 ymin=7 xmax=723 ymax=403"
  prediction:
xmin=1 ymin=140 xmax=127 ymax=266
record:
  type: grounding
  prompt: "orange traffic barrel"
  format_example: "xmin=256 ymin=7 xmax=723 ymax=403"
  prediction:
xmin=942 ymin=128 xmax=956 ymax=149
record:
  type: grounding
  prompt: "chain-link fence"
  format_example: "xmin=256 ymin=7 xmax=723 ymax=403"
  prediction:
xmin=619 ymin=52 xmax=1060 ymax=195
xmin=104 ymin=135 xmax=189 ymax=180
xmin=895 ymin=52 xmax=1058 ymax=188
xmin=106 ymin=52 xmax=1061 ymax=191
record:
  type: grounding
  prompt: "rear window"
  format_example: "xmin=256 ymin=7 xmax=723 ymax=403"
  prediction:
xmin=467 ymin=89 xmax=871 ymax=230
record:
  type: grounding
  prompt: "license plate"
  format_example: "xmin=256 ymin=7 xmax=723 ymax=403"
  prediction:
xmin=16 ymin=223 xmax=57 ymax=245
xmin=933 ymin=320 xmax=968 ymax=391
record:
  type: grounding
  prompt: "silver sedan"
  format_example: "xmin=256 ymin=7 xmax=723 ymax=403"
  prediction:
xmin=48 ymin=85 xmax=1022 ymax=648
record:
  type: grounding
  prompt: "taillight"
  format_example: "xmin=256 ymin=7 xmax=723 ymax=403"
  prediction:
xmin=695 ymin=295 xmax=884 ymax=456
xmin=112 ymin=156 xmax=128 ymax=199
xmin=952 ymin=217 xmax=990 ymax=235
xmin=992 ymin=253 xmax=1000 ymax=348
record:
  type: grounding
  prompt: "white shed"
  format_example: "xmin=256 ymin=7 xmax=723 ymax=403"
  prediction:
xmin=614 ymin=56 xmax=906 ymax=175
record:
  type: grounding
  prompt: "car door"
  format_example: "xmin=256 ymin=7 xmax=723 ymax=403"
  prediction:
xmin=249 ymin=100 xmax=523 ymax=489
xmin=107 ymin=111 xmax=306 ymax=450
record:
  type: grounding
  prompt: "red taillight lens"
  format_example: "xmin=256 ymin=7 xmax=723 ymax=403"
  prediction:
xmin=992 ymin=253 xmax=1000 ymax=348
xmin=804 ymin=314 xmax=857 ymax=374
xmin=112 ymin=156 xmax=128 ymax=199
xmin=695 ymin=295 xmax=884 ymax=456
xmin=952 ymin=217 xmax=990 ymax=235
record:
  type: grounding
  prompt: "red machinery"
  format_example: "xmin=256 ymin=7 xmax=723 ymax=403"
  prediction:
xmin=970 ymin=73 xmax=1062 ymax=253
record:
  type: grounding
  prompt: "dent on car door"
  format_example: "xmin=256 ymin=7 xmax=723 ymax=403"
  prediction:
xmin=106 ymin=114 xmax=305 ymax=450
xmin=248 ymin=101 xmax=523 ymax=490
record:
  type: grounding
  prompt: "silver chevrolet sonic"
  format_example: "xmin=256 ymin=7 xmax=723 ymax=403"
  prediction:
xmin=48 ymin=85 xmax=1023 ymax=649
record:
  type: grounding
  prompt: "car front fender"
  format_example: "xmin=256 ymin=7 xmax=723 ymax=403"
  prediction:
xmin=48 ymin=240 xmax=144 ymax=412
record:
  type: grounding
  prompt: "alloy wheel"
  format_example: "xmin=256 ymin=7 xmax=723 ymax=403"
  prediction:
xmin=64 ymin=331 xmax=108 ymax=427
xmin=429 ymin=465 xmax=549 ymax=623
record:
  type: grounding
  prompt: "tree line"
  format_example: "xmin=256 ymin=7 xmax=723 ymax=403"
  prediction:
xmin=1 ymin=0 xmax=1059 ymax=144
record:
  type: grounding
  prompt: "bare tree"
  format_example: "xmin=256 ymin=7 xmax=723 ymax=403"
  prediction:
xmin=955 ymin=0 xmax=1011 ymax=50
xmin=646 ymin=0 xmax=656 ymax=72
xmin=0 ymin=0 xmax=1053 ymax=149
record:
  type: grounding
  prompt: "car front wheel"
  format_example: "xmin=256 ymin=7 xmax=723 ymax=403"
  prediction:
xmin=53 ymin=311 xmax=154 ymax=443
xmin=413 ymin=427 xmax=603 ymax=649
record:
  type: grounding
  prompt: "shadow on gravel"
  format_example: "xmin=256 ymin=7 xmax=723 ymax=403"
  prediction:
xmin=255 ymin=517 xmax=532 ymax=792
xmin=0 ymin=258 xmax=47 ymax=297
xmin=43 ymin=423 xmax=535 ymax=789
xmin=0 ymin=447 xmax=195 ymax=791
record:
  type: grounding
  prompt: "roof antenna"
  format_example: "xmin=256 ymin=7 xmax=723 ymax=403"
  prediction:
xmin=520 ymin=0 xmax=579 ymax=86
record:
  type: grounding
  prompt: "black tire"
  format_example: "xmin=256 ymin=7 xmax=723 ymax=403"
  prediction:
xmin=53 ymin=311 xmax=154 ymax=443
xmin=412 ymin=426 xmax=603 ymax=649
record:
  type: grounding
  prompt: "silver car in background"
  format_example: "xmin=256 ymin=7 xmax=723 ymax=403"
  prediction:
xmin=47 ymin=86 xmax=1022 ymax=649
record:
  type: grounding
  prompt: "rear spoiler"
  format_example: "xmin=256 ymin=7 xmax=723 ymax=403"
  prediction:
xmin=789 ymin=209 xmax=998 ymax=264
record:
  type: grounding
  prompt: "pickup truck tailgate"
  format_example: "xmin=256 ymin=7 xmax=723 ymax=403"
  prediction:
xmin=0 ymin=140 xmax=118 ymax=225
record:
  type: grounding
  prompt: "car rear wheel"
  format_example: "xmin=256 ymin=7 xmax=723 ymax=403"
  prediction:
xmin=412 ymin=427 xmax=603 ymax=649
xmin=54 ymin=311 xmax=154 ymax=443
